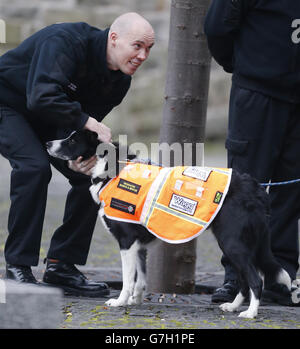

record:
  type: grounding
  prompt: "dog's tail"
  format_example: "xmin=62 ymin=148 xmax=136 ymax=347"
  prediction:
xmin=257 ymin=230 xmax=291 ymax=292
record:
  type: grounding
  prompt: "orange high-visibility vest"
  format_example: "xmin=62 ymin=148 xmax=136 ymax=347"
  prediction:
xmin=99 ymin=162 xmax=162 ymax=223
xmin=99 ymin=163 xmax=232 ymax=244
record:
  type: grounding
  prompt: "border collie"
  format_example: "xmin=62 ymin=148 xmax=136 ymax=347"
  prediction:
xmin=46 ymin=130 xmax=292 ymax=318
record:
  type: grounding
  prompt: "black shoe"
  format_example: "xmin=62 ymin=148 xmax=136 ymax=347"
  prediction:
xmin=6 ymin=264 xmax=38 ymax=284
xmin=211 ymin=280 xmax=239 ymax=303
xmin=42 ymin=260 xmax=110 ymax=297
xmin=262 ymin=283 xmax=300 ymax=306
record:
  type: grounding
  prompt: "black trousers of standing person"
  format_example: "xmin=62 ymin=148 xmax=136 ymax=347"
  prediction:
xmin=0 ymin=105 xmax=99 ymax=267
xmin=222 ymin=83 xmax=300 ymax=282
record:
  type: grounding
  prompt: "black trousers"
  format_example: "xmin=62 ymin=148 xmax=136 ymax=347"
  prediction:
xmin=0 ymin=105 xmax=99 ymax=266
xmin=222 ymin=83 xmax=300 ymax=281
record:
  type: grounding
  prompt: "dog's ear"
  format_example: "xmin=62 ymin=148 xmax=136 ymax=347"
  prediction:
xmin=85 ymin=130 xmax=100 ymax=145
xmin=127 ymin=146 xmax=137 ymax=161
xmin=127 ymin=153 xmax=137 ymax=161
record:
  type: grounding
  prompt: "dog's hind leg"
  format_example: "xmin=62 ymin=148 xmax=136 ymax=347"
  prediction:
xmin=128 ymin=248 xmax=147 ymax=305
xmin=238 ymin=263 xmax=262 ymax=318
xmin=106 ymin=241 xmax=139 ymax=307
xmin=238 ymin=289 xmax=259 ymax=319
xmin=219 ymin=254 xmax=262 ymax=318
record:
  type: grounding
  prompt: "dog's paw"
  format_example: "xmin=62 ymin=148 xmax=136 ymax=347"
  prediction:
xmin=105 ymin=298 xmax=127 ymax=307
xmin=292 ymin=288 xmax=300 ymax=304
xmin=219 ymin=302 xmax=238 ymax=313
xmin=128 ymin=295 xmax=143 ymax=305
xmin=238 ymin=309 xmax=257 ymax=319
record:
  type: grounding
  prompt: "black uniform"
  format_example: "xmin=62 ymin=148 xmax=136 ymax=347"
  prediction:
xmin=0 ymin=22 xmax=131 ymax=266
xmin=204 ymin=0 xmax=300 ymax=280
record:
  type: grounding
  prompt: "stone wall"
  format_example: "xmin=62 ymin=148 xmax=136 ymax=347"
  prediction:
xmin=0 ymin=0 xmax=231 ymax=143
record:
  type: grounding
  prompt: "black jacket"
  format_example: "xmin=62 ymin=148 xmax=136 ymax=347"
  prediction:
xmin=0 ymin=22 xmax=131 ymax=135
xmin=204 ymin=0 xmax=300 ymax=103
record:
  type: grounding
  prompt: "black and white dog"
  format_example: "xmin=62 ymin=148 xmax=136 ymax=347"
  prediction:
xmin=46 ymin=130 xmax=292 ymax=318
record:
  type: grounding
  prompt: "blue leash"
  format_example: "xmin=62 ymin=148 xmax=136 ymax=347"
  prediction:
xmin=132 ymin=159 xmax=300 ymax=187
xmin=260 ymin=178 xmax=300 ymax=187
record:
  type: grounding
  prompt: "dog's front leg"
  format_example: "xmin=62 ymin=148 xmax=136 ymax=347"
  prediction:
xmin=219 ymin=292 xmax=245 ymax=313
xmin=128 ymin=248 xmax=147 ymax=305
xmin=238 ymin=289 xmax=259 ymax=318
xmin=106 ymin=242 xmax=139 ymax=307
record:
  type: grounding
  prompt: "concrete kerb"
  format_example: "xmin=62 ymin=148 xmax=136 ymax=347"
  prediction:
xmin=0 ymin=279 xmax=63 ymax=329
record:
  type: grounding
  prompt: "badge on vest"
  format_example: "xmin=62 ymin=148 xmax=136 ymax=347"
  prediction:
xmin=110 ymin=197 xmax=136 ymax=215
xmin=117 ymin=179 xmax=141 ymax=194
xmin=213 ymin=191 xmax=223 ymax=204
xmin=169 ymin=194 xmax=198 ymax=216
xmin=182 ymin=167 xmax=212 ymax=181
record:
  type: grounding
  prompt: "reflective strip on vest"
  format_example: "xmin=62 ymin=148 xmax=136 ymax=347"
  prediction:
xmin=99 ymin=163 xmax=232 ymax=244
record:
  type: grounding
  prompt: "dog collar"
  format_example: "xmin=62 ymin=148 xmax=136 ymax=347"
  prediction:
xmin=91 ymin=176 xmax=102 ymax=185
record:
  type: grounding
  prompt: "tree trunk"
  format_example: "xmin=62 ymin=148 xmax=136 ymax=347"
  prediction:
xmin=147 ymin=0 xmax=212 ymax=294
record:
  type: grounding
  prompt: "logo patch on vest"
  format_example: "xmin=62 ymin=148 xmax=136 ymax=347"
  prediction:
xmin=110 ymin=197 xmax=136 ymax=215
xmin=117 ymin=179 xmax=141 ymax=194
xmin=182 ymin=167 xmax=212 ymax=181
xmin=213 ymin=191 xmax=223 ymax=204
xmin=169 ymin=194 xmax=198 ymax=216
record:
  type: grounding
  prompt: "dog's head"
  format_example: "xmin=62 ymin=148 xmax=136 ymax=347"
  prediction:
xmin=46 ymin=129 xmax=100 ymax=160
xmin=91 ymin=142 xmax=137 ymax=182
xmin=89 ymin=142 xmax=138 ymax=204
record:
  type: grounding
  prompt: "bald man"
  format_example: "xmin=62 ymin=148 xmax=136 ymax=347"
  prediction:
xmin=0 ymin=13 xmax=154 ymax=296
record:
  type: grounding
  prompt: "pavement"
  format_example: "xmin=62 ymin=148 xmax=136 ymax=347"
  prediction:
xmin=0 ymin=141 xmax=300 ymax=333
xmin=31 ymin=267 xmax=300 ymax=331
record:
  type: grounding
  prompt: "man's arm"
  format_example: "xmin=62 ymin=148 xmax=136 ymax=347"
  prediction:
xmin=26 ymin=34 xmax=90 ymax=130
xmin=83 ymin=117 xmax=112 ymax=143
xmin=26 ymin=33 xmax=118 ymax=143
xmin=204 ymin=0 xmax=253 ymax=73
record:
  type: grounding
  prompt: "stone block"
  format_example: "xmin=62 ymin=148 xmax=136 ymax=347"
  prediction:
xmin=89 ymin=6 xmax=126 ymax=28
xmin=0 ymin=280 xmax=63 ymax=329
xmin=77 ymin=0 xmax=135 ymax=7
xmin=43 ymin=7 xmax=92 ymax=26
xmin=208 ymin=63 xmax=231 ymax=108
xmin=135 ymin=0 xmax=169 ymax=12
xmin=0 ymin=19 xmax=6 ymax=43
xmin=4 ymin=20 xmax=23 ymax=45
xmin=145 ymin=11 xmax=170 ymax=44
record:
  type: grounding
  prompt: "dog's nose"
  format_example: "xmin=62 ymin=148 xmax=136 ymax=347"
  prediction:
xmin=45 ymin=141 xmax=52 ymax=149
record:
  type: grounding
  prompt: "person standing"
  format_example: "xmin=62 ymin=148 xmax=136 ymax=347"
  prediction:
xmin=204 ymin=0 xmax=300 ymax=305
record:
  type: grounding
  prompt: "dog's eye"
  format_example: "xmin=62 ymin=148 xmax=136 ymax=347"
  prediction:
xmin=69 ymin=139 xmax=76 ymax=145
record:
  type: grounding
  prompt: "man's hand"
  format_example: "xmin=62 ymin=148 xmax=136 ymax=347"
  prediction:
xmin=68 ymin=155 xmax=97 ymax=176
xmin=84 ymin=117 xmax=112 ymax=143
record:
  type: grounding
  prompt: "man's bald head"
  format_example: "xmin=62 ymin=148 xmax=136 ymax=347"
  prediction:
xmin=106 ymin=12 xmax=155 ymax=75
xmin=109 ymin=12 xmax=154 ymax=37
